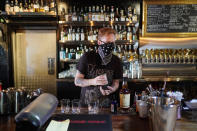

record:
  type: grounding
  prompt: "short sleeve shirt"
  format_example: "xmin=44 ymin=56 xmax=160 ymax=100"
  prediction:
xmin=76 ymin=51 xmax=123 ymax=107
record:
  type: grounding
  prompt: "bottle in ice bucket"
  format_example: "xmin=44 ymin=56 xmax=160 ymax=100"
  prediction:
xmin=119 ymin=77 xmax=130 ymax=111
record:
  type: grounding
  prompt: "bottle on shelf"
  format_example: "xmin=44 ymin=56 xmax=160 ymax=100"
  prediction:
xmin=44 ymin=1 xmax=49 ymax=12
xmin=60 ymin=46 xmax=66 ymax=61
xmin=92 ymin=5 xmax=96 ymax=21
xmin=80 ymin=28 xmax=85 ymax=41
xmin=19 ymin=1 xmax=23 ymax=12
xmin=14 ymin=0 xmax=19 ymax=13
xmin=28 ymin=0 xmax=33 ymax=12
xmin=120 ymin=9 xmax=125 ymax=21
xmin=39 ymin=0 xmax=45 ymax=12
xmin=10 ymin=0 xmax=14 ymax=13
xmin=67 ymin=28 xmax=72 ymax=41
xmin=83 ymin=6 xmax=88 ymax=22
xmin=110 ymin=6 xmax=115 ymax=21
xmin=75 ymin=28 xmax=80 ymax=41
xmin=72 ymin=28 xmax=76 ymax=41
xmin=49 ymin=0 xmax=56 ymax=14
xmin=132 ymin=7 xmax=138 ymax=23
xmin=76 ymin=47 xmax=81 ymax=59
xmin=127 ymin=6 xmax=132 ymax=22
xmin=115 ymin=7 xmax=120 ymax=21
xmin=100 ymin=6 xmax=104 ymax=21
xmin=88 ymin=6 xmax=92 ymax=21
xmin=127 ymin=26 xmax=132 ymax=41
xmin=33 ymin=0 xmax=40 ymax=12
xmin=119 ymin=77 xmax=130 ymax=110
xmin=5 ymin=0 xmax=10 ymax=14
xmin=23 ymin=0 xmax=28 ymax=12
xmin=79 ymin=7 xmax=84 ymax=22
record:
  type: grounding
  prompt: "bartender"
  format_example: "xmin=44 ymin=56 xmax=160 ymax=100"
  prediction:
xmin=74 ymin=27 xmax=123 ymax=107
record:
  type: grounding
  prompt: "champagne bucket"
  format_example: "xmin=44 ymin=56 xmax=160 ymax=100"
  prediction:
xmin=149 ymin=97 xmax=177 ymax=131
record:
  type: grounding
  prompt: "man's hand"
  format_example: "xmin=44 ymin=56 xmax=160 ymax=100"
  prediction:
xmin=92 ymin=74 xmax=108 ymax=86
xmin=99 ymin=86 xmax=116 ymax=96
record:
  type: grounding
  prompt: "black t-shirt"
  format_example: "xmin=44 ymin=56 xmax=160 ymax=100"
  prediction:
xmin=76 ymin=51 xmax=123 ymax=107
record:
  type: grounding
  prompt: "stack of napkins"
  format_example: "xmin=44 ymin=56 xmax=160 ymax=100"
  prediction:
xmin=46 ymin=119 xmax=70 ymax=131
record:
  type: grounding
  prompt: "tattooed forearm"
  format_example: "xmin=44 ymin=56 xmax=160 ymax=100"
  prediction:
xmin=75 ymin=77 xmax=91 ymax=87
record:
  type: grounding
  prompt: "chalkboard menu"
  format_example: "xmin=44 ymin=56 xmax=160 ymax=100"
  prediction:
xmin=143 ymin=0 xmax=197 ymax=37
xmin=147 ymin=4 xmax=197 ymax=33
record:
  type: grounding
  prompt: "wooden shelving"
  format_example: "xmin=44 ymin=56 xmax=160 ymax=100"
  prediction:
xmin=59 ymin=20 xmax=138 ymax=27
xmin=59 ymin=40 xmax=137 ymax=46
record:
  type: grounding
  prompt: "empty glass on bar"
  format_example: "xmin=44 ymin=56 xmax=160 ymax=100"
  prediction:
xmin=72 ymin=99 xmax=81 ymax=114
xmin=61 ymin=99 xmax=70 ymax=113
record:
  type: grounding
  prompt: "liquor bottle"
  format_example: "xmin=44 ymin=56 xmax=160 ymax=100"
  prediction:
xmin=60 ymin=46 xmax=65 ymax=60
xmin=92 ymin=6 xmax=96 ymax=21
xmin=118 ymin=25 xmax=122 ymax=40
xmin=105 ymin=6 xmax=110 ymax=21
xmin=28 ymin=0 xmax=34 ymax=12
xmin=88 ymin=28 xmax=93 ymax=41
xmin=39 ymin=0 xmax=45 ymax=12
xmin=10 ymin=0 xmax=14 ymax=13
xmin=84 ymin=6 xmax=88 ymax=22
xmin=114 ymin=25 xmax=119 ymax=40
xmin=110 ymin=6 xmax=114 ymax=21
xmin=65 ymin=48 xmax=69 ymax=60
xmin=93 ymin=30 xmax=97 ymax=41
xmin=5 ymin=0 xmax=10 ymax=14
xmin=132 ymin=7 xmax=138 ymax=23
xmin=120 ymin=9 xmax=125 ymax=21
xmin=60 ymin=29 xmax=65 ymax=42
xmin=122 ymin=25 xmax=127 ymax=40
xmin=72 ymin=6 xmax=77 ymax=21
xmin=119 ymin=77 xmax=130 ymax=110
xmin=127 ymin=6 xmax=132 ymax=22
xmin=49 ymin=0 xmax=56 ymax=14
xmin=103 ymin=5 xmax=107 ymax=21
xmin=34 ymin=0 xmax=40 ymax=12
xmin=80 ymin=28 xmax=85 ymax=41
xmin=14 ymin=0 xmax=19 ymax=12
xmin=100 ymin=6 xmax=104 ymax=21
xmin=128 ymin=45 xmax=133 ymax=61
xmin=19 ymin=1 xmax=23 ymax=12
xmin=96 ymin=5 xmax=100 ymax=21
xmin=76 ymin=47 xmax=81 ymax=59
xmin=79 ymin=7 xmax=84 ymax=21
xmin=127 ymin=27 xmax=132 ymax=41
xmin=23 ymin=0 xmax=28 ymax=12
xmin=72 ymin=28 xmax=76 ymax=41
xmin=67 ymin=28 xmax=72 ymax=41
xmin=44 ymin=1 xmax=49 ymax=12
xmin=88 ymin=6 xmax=92 ymax=21
xmin=76 ymin=7 xmax=80 ymax=21
xmin=75 ymin=28 xmax=80 ymax=41
xmin=71 ymin=49 xmax=76 ymax=59
xmin=115 ymin=7 xmax=120 ymax=21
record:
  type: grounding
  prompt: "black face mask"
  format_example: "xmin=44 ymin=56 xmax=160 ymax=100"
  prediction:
xmin=98 ymin=42 xmax=115 ymax=65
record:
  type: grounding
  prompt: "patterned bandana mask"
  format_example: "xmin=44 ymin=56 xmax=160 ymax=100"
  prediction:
xmin=98 ymin=42 xmax=115 ymax=65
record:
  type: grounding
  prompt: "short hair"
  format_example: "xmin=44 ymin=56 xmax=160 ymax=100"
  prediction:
xmin=98 ymin=27 xmax=116 ymax=40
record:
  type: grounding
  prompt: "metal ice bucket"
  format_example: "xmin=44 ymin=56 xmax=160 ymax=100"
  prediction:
xmin=149 ymin=97 xmax=177 ymax=131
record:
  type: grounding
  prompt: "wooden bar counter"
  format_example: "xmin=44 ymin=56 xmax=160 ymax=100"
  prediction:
xmin=0 ymin=108 xmax=197 ymax=131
